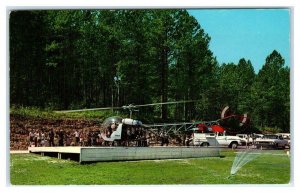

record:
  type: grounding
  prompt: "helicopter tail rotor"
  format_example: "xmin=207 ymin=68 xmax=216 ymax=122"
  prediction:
xmin=221 ymin=106 xmax=230 ymax=119
xmin=240 ymin=113 xmax=248 ymax=126
xmin=220 ymin=106 xmax=248 ymax=120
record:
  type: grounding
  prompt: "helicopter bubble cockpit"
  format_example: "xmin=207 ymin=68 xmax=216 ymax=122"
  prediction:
xmin=101 ymin=116 xmax=142 ymax=141
xmin=102 ymin=116 xmax=123 ymax=128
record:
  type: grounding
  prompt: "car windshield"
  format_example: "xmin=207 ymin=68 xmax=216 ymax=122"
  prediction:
xmin=264 ymin=135 xmax=278 ymax=139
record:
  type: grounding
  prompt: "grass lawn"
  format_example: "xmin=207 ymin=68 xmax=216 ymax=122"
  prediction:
xmin=10 ymin=150 xmax=290 ymax=185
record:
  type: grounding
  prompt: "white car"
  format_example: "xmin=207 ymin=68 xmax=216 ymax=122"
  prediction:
xmin=236 ymin=134 xmax=264 ymax=146
xmin=236 ymin=134 xmax=253 ymax=145
xmin=277 ymin=133 xmax=291 ymax=148
xmin=255 ymin=134 xmax=289 ymax=149
xmin=192 ymin=132 xmax=242 ymax=149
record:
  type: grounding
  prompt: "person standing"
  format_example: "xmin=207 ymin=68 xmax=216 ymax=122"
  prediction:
xmin=48 ymin=129 xmax=55 ymax=147
xmin=252 ymin=133 xmax=257 ymax=148
xmin=79 ymin=132 xmax=84 ymax=146
xmin=58 ymin=129 xmax=64 ymax=146
xmin=34 ymin=130 xmax=38 ymax=147
xmin=41 ymin=131 xmax=45 ymax=147
xmin=28 ymin=129 xmax=34 ymax=147
xmin=74 ymin=130 xmax=79 ymax=146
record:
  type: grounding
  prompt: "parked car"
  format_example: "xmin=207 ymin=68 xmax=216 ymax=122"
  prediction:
xmin=255 ymin=134 xmax=289 ymax=149
xmin=236 ymin=134 xmax=253 ymax=146
xmin=277 ymin=133 xmax=290 ymax=148
xmin=236 ymin=134 xmax=264 ymax=146
xmin=192 ymin=131 xmax=242 ymax=149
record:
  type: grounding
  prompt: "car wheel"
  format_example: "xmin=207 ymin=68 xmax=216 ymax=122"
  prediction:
xmin=202 ymin=142 xmax=209 ymax=147
xmin=230 ymin=142 xmax=238 ymax=149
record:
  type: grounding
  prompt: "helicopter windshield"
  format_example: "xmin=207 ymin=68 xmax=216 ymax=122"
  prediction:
xmin=102 ymin=116 xmax=122 ymax=128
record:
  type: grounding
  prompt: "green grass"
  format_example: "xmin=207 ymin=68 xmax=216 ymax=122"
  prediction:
xmin=10 ymin=150 xmax=290 ymax=185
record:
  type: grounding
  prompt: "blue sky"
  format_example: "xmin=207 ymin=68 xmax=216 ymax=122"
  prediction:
xmin=188 ymin=9 xmax=291 ymax=73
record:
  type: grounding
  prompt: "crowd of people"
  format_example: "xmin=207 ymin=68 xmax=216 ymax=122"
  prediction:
xmin=25 ymin=126 xmax=162 ymax=148
xmin=10 ymin=116 xmax=102 ymax=150
xmin=10 ymin=116 xmax=183 ymax=150
xmin=15 ymin=128 xmax=176 ymax=150
xmin=27 ymin=128 xmax=104 ymax=147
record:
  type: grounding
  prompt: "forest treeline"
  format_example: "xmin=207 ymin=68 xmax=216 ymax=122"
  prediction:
xmin=9 ymin=10 xmax=290 ymax=132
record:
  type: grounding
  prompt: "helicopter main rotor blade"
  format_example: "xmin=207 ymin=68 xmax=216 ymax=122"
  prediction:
xmin=55 ymin=100 xmax=199 ymax=113
xmin=134 ymin=100 xmax=199 ymax=107
xmin=55 ymin=106 xmax=122 ymax=113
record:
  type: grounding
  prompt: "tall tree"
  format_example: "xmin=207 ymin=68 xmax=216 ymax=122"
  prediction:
xmin=10 ymin=11 xmax=49 ymax=107
xmin=168 ymin=10 xmax=215 ymax=121
xmin=250 ymin=50 xmax=289 ymax=131
xmin=149 ymin=10 xmax=177 ymax=119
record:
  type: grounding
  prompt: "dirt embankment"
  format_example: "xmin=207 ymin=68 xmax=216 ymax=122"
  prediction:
xmin=10 ymin=115 xmax=102 ymax=150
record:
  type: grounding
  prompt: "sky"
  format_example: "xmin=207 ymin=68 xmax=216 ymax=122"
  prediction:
xmin=188 ymin=9 xmax=291 ymax=73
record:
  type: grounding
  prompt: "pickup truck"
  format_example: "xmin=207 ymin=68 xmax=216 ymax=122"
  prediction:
xmin=192 ymin=132 xmax=242 ymax=149
xmin=255 ymin=134 xmax=289 ymax=149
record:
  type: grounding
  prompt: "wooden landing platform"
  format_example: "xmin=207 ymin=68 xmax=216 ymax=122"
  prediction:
xmin=28 ymin=146 xmax=221 ymax=163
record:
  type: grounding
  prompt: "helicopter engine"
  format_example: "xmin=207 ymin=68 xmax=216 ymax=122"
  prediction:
xmin=122 ymin=118 xmax=142 ymax=126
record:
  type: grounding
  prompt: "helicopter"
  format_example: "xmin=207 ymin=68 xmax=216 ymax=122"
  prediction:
xmin=56 ymin=100 xmax=200 ymax=146
xmin=55 ymin=102 xmax=249 ymax=146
